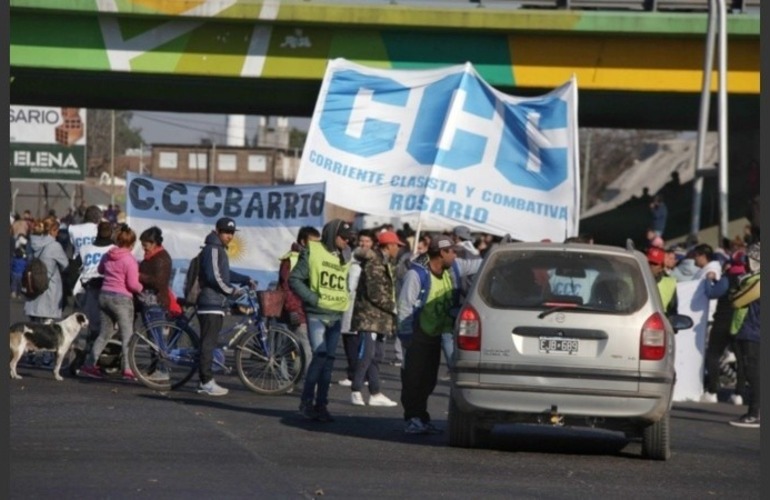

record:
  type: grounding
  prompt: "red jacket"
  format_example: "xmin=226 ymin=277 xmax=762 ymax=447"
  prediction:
xmin=278 ymin=242 xmax=306 ymax=325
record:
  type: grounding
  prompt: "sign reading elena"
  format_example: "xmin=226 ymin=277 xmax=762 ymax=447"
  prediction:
xmin=10 ymin=105 xmax=87 ymax=183
xmin=296 ymin=58 xmax=580 ymax=241
xmin=125 ymin=173 xmax=326 ymax=295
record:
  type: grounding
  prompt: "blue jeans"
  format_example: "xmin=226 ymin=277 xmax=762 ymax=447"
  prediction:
xmin=301 ymin=315 xmax=342 ymax=407
xmin=89 ymin=292 xmax=135 ymax=371
xmin=441 ymin=332 xmax=454 ymax=367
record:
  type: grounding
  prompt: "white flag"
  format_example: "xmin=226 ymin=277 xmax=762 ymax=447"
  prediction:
xmin=296 ymin=58 xmax=580 ymax=242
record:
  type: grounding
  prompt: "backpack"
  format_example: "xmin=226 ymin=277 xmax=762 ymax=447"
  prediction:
xmin=183 ymin=252 xmax=202 ymax=306
xmin=21 ymin=257 xmax=50 ymax=299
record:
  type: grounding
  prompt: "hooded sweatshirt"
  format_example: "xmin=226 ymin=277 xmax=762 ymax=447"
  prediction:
xmin=23 ymin=234 xmax=69 ymax=319
xmin=98 ymin=247 xmax=144 ymax=298
xmin=197 ymin=230 xmax=252 ymax=313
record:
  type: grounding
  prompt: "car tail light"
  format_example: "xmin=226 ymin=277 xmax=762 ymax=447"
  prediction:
xmin=640 ymin=312 xmax=667 ymax=361
xmin=457 ymin=305 xmax=481 ymax=351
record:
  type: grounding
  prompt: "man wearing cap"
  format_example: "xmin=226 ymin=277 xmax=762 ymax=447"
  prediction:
xmin=647 ymin=246 xmax=678 ymax=315
xmin=451 ymin=225 xmax=478 ymax=258
xmin=397 ymin=234 xmax=482 ymax=435
xmin=347 ymin=230 xmax=403 ymax=407
xmin=290 ymin=219 xmax=353 ymax=422
xmin=196 ymin=217 xmax=255 ymax=396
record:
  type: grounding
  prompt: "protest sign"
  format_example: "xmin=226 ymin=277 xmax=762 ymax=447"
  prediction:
xmin=125 ymin=172 xmax=326 ymax=296
xmin=296 ymin=58 xmax=579 ymax=241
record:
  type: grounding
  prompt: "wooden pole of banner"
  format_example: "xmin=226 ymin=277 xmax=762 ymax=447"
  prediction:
xmin=413 ymin=217 xmax=423 ymax=257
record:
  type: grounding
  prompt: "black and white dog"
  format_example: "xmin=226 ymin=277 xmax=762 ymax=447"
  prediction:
xmin=10 ymin=312 xmax=89 ymax=381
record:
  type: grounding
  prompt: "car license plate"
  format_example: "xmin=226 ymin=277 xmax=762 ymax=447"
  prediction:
xmin=539 ymin=337 xmax=579 ymax=354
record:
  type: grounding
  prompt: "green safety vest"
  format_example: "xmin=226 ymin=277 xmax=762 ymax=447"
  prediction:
xmin=280 ymin=250 xmax=300 ymax=271
xmin=418 ymin=271 xmax=454 ymax=336
xmin=307 ymin=240 xmax=350 ymax=312
xmin=657 ymin=275 xmax=677 ymax=310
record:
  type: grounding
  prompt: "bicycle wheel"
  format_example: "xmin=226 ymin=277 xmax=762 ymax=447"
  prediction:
xmin=128 ymin=320 xmax=199 ymax=391
xmin=235 ymin=325 xmax=304 ymax=395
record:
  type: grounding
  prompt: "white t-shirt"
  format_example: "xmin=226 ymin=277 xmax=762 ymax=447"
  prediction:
xmin=72 ymin=242 xmax=114 ymax=296
xmin=68 ymin=222 xmax=98 ymax=257
xmin=693 ymin=260 xmax=722 ymax=281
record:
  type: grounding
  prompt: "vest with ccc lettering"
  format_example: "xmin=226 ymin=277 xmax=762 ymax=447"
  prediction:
xmin=307 ymin=240 xmax=350 ymax=312
xmin=72 ymin=242 xmax=115 ymax=295
xmin=68 ymin=222 xmax=98 ymax=257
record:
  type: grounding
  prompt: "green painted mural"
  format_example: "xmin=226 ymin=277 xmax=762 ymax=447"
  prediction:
xmin=9 ymin=0 xmax=760 ymax=130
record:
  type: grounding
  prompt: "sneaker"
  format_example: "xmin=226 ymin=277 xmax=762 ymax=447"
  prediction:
xmin=197 ymin=379 xmax=229 ymax=396
xmin=368 ymin=392 xmax=397 ymax=407
xmin=439 ymin=371 xmax=451 ymax=382
xmin=122 ymin=369 xmax=137 ymax=381
xmin=699 ymin=391 xmax=718 ymax=403
xmin=147 ymin=370 xmax=170 ymax=382
xmin=351 ymin=391 xmax=366 ymax=406
xmin=729 ymin=394 xmax=744 ymax=406
xmin=423 ymin=421 xmax=443 ymax=435
xmin=314 ymin=405 xmax=335 ymax=422
xmin=729 ymin=414 xmax=760 ymax=429
xmin=338 ymin=378 xmax=352 ymax=387
xmin=299 ymin=401 xmax=317 ymax=420
xmin=78 ymin=365 xmax=103 ymax=379
xmin=404 ymin=417 xmax=427 ymax=434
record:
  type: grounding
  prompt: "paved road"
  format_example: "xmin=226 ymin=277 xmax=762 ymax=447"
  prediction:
xmin=9 ymin=298 xmax=760 ymax=499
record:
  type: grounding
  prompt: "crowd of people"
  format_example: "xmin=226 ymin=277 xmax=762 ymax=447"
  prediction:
xmin=9 ymin=204 xmax=760 ymax=431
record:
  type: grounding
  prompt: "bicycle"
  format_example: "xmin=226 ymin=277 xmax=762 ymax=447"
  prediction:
xmin=127 ymin=288 xmax=305 ymax=395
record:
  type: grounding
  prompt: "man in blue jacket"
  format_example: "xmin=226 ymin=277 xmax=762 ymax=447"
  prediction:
xmin=196 ymin=217 xmax=254 ymax=396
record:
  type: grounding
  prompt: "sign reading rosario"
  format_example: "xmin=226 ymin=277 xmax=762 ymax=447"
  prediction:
xmin=125 ymin=173 xmax=326 ymax=295
xmin=296 ymin=58 xmax=580 ymax=241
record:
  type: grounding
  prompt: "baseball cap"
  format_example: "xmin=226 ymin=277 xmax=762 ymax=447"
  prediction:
xmin=215 ymin=217 xmax=238 ymax=233
xmin=452 ymin=225 xmax=472 ymax=241
xmin=429 ymin=234 xmax=458 ymax=253
xmin=377 ymin=230 xmax=405 ymax=246
xmin=647 ymin=246 xmax=665 ymax=266
xmin=336 ymin=221 xmax=353 ymax=240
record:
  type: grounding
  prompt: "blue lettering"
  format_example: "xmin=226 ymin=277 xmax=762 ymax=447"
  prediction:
xmin=320 ymin=70 xmax=409 ymax=157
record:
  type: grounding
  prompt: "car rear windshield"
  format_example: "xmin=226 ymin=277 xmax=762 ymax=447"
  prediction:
xmin=478 ymin=249 xmax=645 ymax=313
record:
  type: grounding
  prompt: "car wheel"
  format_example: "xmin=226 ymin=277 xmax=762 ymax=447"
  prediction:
xmin=641 ymin=413 xmax=671 ymax=461
xmin=448 ymin=397 xmax=490 ymax=449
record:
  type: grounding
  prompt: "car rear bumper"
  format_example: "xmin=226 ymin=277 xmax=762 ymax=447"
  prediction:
xmin=451 ymin=381 xmax=672 ymax=422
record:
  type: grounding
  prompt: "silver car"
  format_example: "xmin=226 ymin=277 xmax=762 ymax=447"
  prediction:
xmin=449 ymin=242 xmax=693 ymax=460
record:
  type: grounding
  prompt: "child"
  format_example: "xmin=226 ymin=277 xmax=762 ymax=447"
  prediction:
xmin=10 ymin=247 xmax=27 ymax=299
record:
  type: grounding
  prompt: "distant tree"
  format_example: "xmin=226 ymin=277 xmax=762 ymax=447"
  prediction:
xmin=87 ymin=110 xmax=144 ymax=176
xmin=289 ymin=127 xmax=307 ymax=149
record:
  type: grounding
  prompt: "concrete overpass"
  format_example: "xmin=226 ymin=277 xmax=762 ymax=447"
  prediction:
xmin=10 ymin=0 xmax=759 ymax=131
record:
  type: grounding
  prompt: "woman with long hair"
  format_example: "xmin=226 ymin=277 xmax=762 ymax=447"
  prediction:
xmin=78 ymin=224 xmax=143 ymax=380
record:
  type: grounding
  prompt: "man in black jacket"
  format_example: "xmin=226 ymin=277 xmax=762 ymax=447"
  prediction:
xmin=196 ymin=217 xmax=254 ymax=396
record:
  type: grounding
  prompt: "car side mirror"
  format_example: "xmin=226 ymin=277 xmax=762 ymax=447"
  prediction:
xmin=668 ymin=314 xmax=694 ymax=334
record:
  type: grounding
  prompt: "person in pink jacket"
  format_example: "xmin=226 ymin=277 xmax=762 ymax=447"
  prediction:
xmin=78 ymin=225 xmax=143 ymax=380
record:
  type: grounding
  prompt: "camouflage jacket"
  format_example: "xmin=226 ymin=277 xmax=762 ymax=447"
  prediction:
xmin=351 ymin=247 xmax=397 ymax=337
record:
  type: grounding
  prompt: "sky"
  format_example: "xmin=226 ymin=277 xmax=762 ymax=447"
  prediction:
xmin=130 ymin=111 xmax=311 ymax=146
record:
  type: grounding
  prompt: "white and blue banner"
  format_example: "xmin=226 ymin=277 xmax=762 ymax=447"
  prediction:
xmin=296 ymin=58 xmax=580 ymax=241
xmin=125 ymin=172 xmax=326 ymax=297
